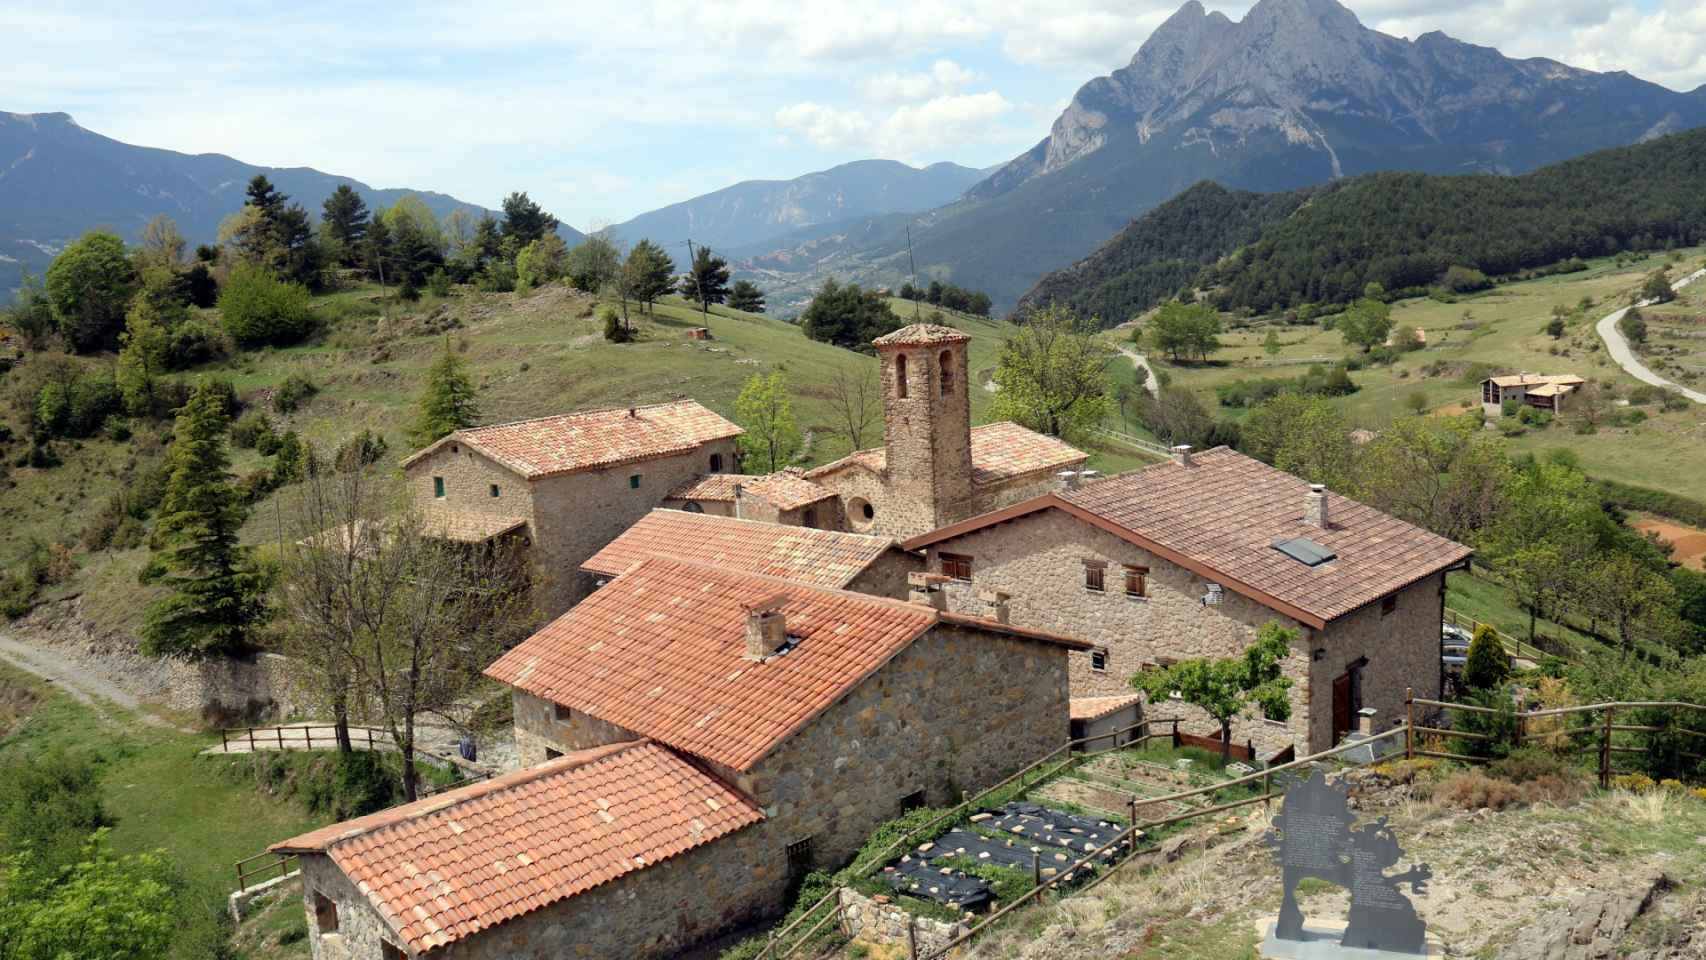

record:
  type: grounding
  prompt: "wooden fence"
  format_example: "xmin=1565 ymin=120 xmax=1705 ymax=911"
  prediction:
xmin=1404 ymin=689 xmax=1706 ymax=788
xmin=1089 ymin=428 xmax=1174 ymax=459
xmin=218 ymin=724 xmax=384 ymax=753
xmin=235 ymin=851 xmax=299 ymax=893
xmin=1442 ymin=607 xmax=1558 ymax=663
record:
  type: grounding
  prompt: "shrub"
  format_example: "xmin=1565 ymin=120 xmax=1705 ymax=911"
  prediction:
xmin=1488 ymin=748 xmax=1574 ymax=783
xmin=1462 ymin=625 xmax=1509 ymax=691
xmin=334 ymin=430 xmax=389 ymax=471
xmin=166 ymin=317 xmax=226 ymax=369
xmin=272 ymin=373 xmax=318 ymax=414
xmin=230 ymin=410 xmax=274 ymax=449
xmin=220 ymin=263 xmax=315 ymax=347
xmin=1612 ymin=772 xmax=1657 ymax=793
xmin=1423 ymin=771 xmax=1523 ymax=810
xmin=478 ymin=260 xmax=517 ymax=293
xmin=1390 ymin=325 xmax=1424 ymax=352
xmin=426 ymin=268 xmax=452 ymax=298
xmin=35 ymin=371 xmax=123 ymax=440
xmin=601 ymin=306 xmax=631 ymax=343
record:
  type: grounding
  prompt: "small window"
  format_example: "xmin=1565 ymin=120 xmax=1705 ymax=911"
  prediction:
xmin=451 ymin=444 xmax=459 ymax=454
xmin=710 ymin=453 xmax=724 ymax=472
xmin=895 ymin=354 xmax=909 ymax=399
xmin=1381 ymin=595 xmax=1397 ymax=617
xmin=899 ymin=789 xmax=927 ymax=813
xmin=432 ymin=476 xmax=445 ymax=499
xmin=313 ymin=891 xmax=339 ymax=934
xmin=629 ymin=474 xmax=642 ymax=489
xmin=1091 ymin=648 xmax=1108 ymax=672
xmin=940 ymin=552 xmax=972 ymax=582
xmin=1083 ymin=560 xmax=1106 ymax=593
xmin=786 ymin=836 xmax=815 ymax=876
xmin=939 ymin=350 xmax=953 ymax=396
xmin=861 ymin=502 xmax=875 ymax=521
xmin=1124 ymin=565 xmax=1148 ymax=598
xmin=489 ymin=484 xmax=500 ymax=498
xmin=544 ymin=748 xmax=563 ymax=760
xmin=802 ymin=507 xmax=816 ymax=529
xmin=380 ymin=942 xmax=406 ymax=960
xmin=553 ymin=702 xmax=571 ymax=722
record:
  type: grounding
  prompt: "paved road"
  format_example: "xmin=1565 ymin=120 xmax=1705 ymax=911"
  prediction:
xmin=1119 ymin=347 xmax=1161 ymax=396
xmin=1595 ymin=266 xmax=1706 ymax=404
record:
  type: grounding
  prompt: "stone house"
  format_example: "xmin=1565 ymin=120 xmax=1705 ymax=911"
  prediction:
xmin=662 ymin=467 xmax=840 ymax=527
xmin=901 ymin=446 xmax=1473 ymax=758
xmin=804 ymin=323 xmax=1088 ymax=540
xmin=276 ymin=557 xmax=1084 ymax=960
xmin=1479 ymin=373 xmax=1584 ymax=416
xmin=582 ymin=508 xmax=923 ymax=597
xmin=398 ymin=400 xmax=743 ymax=616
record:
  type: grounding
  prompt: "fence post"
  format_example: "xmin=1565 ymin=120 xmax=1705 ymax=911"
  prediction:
xmin=221 ymin=729 xmax=228 ymax=751
xmin=1600 ymin=707 xmax=1614 ymax=790
xmin=1172 ymin=719 xmax=1181 ymax=750
xmin=907 ymin=916 xmax=918 ymax=960
xmin=306 ymin=726 xmax=313 ymax=751
xmin=1263 ymin=768 xmax=1272 ymax=811
xmin=1513 ymin=712 xmax=1523 ymax=752
xmin=1032 ymin=850 xmax=1041 ymax=888
xmin=248 ymin=728 xmax=255 ymax=751
xmin=277 ymin=727 xmax=284 ymax=750
xmin=1405 ymin=688 xmax=1414 ymax=761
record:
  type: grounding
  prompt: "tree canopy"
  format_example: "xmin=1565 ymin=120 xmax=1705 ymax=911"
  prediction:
xmin=799 ymin=278 xmax=901 ymax=350
xmin=728 ymin=279 xmax=766 ymax=313
xmin=1131 ymin=620 xmax=1295 ymax=764
xmin=735 ymin=372 xmax=801 ymax=472
xmin=44 ymin=230 xmax=136 ymax=353
xmin=1143 ymin=301 xmax=1221 ymax=362
xmin=679 ymin=246 xmax=731 ymax=317
xmin=990 ymin=304 xmax=1112 ymax=441
xmin=410 ymin=339 xmax=481 ymax=447
xmin=500 ymin=191 xmax=558 ymax=247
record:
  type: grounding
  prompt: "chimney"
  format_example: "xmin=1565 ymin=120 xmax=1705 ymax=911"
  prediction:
xmin=1172 ymin=445 xmax=1192 ymax=467
xmin=1056 ymin=469 xmax=1079 ymax=491
xmin=978 ymin=589 xmax=1011 ymax=624
xmin=627 ymin=407 xmax=637 ymax=418
xmin=908 ymin=571 xmax=951 ymax=611
xmin=1304 ymin=484 xmax=1329 ymax=528
xmin=1357 ymin=708 xmax=1377 ymax=737
xmin=732 ymin=482 xmax=745 ymax=520
xmin=1078 ymin=469 xmax=1102 ymax=484
xmin=742 ymin=592 xmax=790 ymax=660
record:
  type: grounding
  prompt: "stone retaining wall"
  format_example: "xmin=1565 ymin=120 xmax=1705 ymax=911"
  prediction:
xmin=838 ymin=887 xmax=969 ymax=957
xmin=163 ymin=652 xmax=308 ymax=725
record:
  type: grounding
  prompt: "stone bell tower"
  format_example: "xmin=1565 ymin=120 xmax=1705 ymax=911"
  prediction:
xmin=872 ymin=323 xmax=974 ymax=529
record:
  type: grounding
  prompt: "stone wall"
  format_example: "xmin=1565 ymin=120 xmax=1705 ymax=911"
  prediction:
xmin=919 ymin=508 xmax=1444 ymax=756
xmin=407 ymin=438 xmax=739 ymax=618
xmin=738 ymin=624 xmax=1070 ymax=870
xmin=845 ymin=550 xmax=927 ymax=600
xmin=838 ymin=887 xmax=969 ymax=957
xmin=164 ymin=652 xmax=308 ymax=724
xmin=511 ymin=691 xmax=646 ymax=766
xmin=297 ymin=823 xmax=782 ymax=960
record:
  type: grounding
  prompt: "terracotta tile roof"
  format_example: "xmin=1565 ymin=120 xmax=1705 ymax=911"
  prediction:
xmin=582 ymin=510 xmax=899 ymax=589
xmin=872 ymin=323 xmax=970 ymax=347
xmin=485 ymin=558 xmax=942 ymax=771
xmin=665 ymin=474 xmax=755 ymax=502
xmin=1485 ymin=373 xmax=1585 ymax=388
xmin=400 ymin=401 xmax=742 ymax=479
xmin=905 ymin=447 xmax=1471 ymax=628
xmin=808 ymin=422 xmax=1086 ymax=487
xmin=271 ymin=741 xmax=762 ymax=955
xmin=744 ymin=469 xmax=837 ymax=510
xmin=1070 ymin=694 xmax=1142 ymax=722
xmin=421 ymin=510 xmax=529 ymax=543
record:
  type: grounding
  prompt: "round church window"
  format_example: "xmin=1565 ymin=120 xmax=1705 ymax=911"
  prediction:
xmin=848 ymin=497 xmax=876 ymax=531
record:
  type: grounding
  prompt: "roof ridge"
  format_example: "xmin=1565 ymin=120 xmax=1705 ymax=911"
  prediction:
xmin=643 ymin=508 xmax=896 ymax=547
xmin=458 ymin=399 xmax=704 ymax=435
xmin=272 ymin=740 xmax=647 ymax=854
xmin=637 ymin=555 xmax=934 ymax=617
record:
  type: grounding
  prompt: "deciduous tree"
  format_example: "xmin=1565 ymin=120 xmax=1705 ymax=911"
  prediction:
xmin=621 ymin=239 xmax=675 ymax=315
xmin=735 ymin=372 xmax=801 ymax=472
xmin=992 ymin=305 xmax=1113 ymax=441
xmin=566 ymin=235 xmax=621 ymax=295
xmin=44 ymin=230 xmax=136 ymax=353
xmin=1131 ymin=621 xmax=1295 ymax=765
xmin=1338 ymin=297 xmax=1393 ymax=353
xmin=0 ymin=831 xmax=178 ymax=960
xmin=827 ymin=364 xmax=881 ymax=452
xmin=1143 ymin=301 xmax=1221 ymax=363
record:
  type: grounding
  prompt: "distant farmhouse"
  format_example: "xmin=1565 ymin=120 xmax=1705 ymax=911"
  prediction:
xmin=400 ymin=400 xmax=743 ymax=615
xmin=1479 ymin=373 xmax=1584 ymax=416
xmin=276 ymin=558 xmax=1082 ymax=960
xmin=903 ymin=446 xmax=1473 ymax=759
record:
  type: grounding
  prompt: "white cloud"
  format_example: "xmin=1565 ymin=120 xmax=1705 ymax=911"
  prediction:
xmin=776 ymin=91 xmax=1016 ymax=157
xmin=773 ymin=102 xmax=873 ymax=150
xmin=861 ymin=60 xmax=980 ymax=104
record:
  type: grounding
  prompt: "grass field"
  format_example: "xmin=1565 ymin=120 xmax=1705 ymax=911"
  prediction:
xmin=0 ymin=661 xmax=323 ymax=958
xmin=1132 ymin=248 xmax=1706 ymax=497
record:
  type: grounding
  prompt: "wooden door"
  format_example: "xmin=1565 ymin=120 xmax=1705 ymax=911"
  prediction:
xmin=1332 ymin=672 xmax=1353 ymax=742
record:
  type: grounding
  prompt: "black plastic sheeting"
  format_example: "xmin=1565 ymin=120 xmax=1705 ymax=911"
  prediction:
xmin=882 ymin=803 xmax=1132 ymax=909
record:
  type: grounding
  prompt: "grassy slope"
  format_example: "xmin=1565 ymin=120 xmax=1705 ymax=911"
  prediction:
xmin=1131 ymin=248 xmax=1706 ymax=496
xmin=0 ymin=661 xmax=321 ymax=958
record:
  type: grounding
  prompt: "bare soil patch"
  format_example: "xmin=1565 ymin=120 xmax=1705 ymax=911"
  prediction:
xmin=1634 ymin=515 xmax=1706 ymax=570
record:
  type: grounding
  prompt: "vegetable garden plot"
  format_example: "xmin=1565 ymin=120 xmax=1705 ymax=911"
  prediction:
xmin=882 ymin=803 xmax=1134 ymax=909
xmin=973 ymin=802 xmax=1129 ymax=856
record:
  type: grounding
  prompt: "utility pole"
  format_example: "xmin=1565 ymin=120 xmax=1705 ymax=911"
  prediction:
xmin=906 ymin=223 xmax=920 ymax=320
xmin=686 ymin=237 xmax=708 ymax=321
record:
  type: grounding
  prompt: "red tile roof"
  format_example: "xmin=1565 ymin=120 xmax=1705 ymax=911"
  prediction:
xmin=904 ymin=447 xmax=1472 ymax=628
xmin=872 ymin=323 xmax=971 ymax=347
xmin=400 ymin=401 xmax=742 ymax=480
xmin=272 ymin=741 xmax=762 ymax=954
xmin=485 ymin=558 xmax=939 ymax=771
xmin=745 ymin=469 xmax=837 ymax=510
xmin=582 ymin=510 xmax=899 ymax=589
xmin=808 ymin=422 xmax=1086 ymax=487
xmin=665 ymin=474 xmax=753 ymax=502
xmin=1070 ymin=694 xmax=1142 ymax=722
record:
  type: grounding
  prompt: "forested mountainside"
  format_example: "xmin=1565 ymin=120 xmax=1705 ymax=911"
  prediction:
xmin=0 ymin=111 xmax=582 ymax=296
xmin=1021 ymin=127 xmax=1706 ymax=320
xmin=1014 ymin=183 xmax=1321 ymax=322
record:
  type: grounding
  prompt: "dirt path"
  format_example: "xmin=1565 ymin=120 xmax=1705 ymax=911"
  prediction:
xmin=0 ymin=631 xmax=178 ymax=728
xmin=1119 ymin=347 xmax=1160 ymax=396
xmin=1596 ymin=266 xmax=1706 ymax=404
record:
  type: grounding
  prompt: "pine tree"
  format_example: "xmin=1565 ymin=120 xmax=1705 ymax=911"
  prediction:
xmin=141 ymin=382 xmax=266 ymax=657
xmin=245 ymin=175 xmax=285 ymax=222
xmin=500 ymin=192 xmax=558 ymax=247
xmin=621 ymin=240 xmax=676 ymax=315
xmin=679 ymin=246 xmax=730 ymax=319
xmin=411 ymin=338 xmax=481 ymax=447
xmin=321 ymin=185 xmax=370 ymax=266
xmin=728 ymin=279 xmax=766 ymax=313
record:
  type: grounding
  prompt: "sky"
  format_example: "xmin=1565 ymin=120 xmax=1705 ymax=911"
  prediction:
xmin=4 ymin=0 xmax=1703 ymax=231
